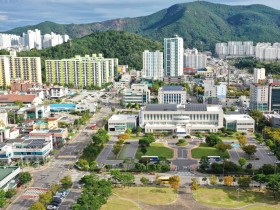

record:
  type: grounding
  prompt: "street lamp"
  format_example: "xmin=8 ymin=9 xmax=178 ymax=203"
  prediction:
xmin=237 ymin=188 xmax=240 ymax=202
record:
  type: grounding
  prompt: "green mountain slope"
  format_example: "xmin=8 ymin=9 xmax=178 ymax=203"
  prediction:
xmin=18 ymin=30 xmax=162 ymax=81
xmin=6 ymin=1 xmax=280 ymax=50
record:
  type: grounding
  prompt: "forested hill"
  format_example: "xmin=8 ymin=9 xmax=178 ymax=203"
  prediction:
xmin=6 ymin=1 xmax=280 ymax=50
xmin=18 ymin=30 xmax=163 ymax=78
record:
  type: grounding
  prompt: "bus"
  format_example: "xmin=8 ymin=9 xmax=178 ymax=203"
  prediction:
xmin=141 ymin=156 xmax=159 ymax=162
xmin=207 ymin=156 xmax=221 ymax=161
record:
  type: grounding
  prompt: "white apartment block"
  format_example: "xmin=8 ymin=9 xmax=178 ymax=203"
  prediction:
xmin=139 ymin=104 xmax=224 ymax=135
xmin=49 ymin=87 xmax=68 ymax=98
xmin=253 ymin=68 xmax=266 ymax=83
xmin=142 ymin=50 xmax=164 ymax=80
xmin=224 ymin=114 xmax=255 ymax=133
xmin=164 ymin=35 xmax=184 ymax=76
xmin=215 ymin=41 xmax=254 ymax=58
xmin=183 ymin=48 xmax=207 ymax=69
xmin=42 ymin=32 xmax=69 ymax=49
xmin=250 ymin=83 xmax=269 ymax=111
xmin=204 ymin=80 xmax=227 ymax=99
xmin=158 ymin=86 xmax=187 ymax=104
xmin=0 ymin=51 xmax=42 ymax=86
xmin=108 ymin=115 xmax=138 ymax=135
xmin=45 ymin=54 xmax=117 ymax=88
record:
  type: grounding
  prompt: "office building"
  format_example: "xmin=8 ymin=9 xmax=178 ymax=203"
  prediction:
xmin=46 ymin=54 xmax=118 ymax=88
xmin=249 ymin=83 xmax=269 ymax=111
xmin=142 ymin=50 xmax=164 ymax=80
xmin=269 ymin=83 xmax=280 ymax=112
xmin=139 ymin=104 xmax=223 ymax=135
xmin=204 ymin=80 xmax=227 ymax=99
xmin=224 ymin=114 xmax=255 ymax=133
xmin=108 ymin=115 xmax=138 ymax=135
xmin=183 ymin=48 xmax=207 ymax=69
xmin=0 ymin=51 xmax=42 ymax=86
xmin=158 ymin=86 xmax=187 ymax=104
xmin=123 ymin=84 xmax=150 ymax=105
xmin=253 ymin=68 xmax=266 ymax=83
xmin=163 ymin=76 xmax=187 ymax=84
xmin=164 ymin=35 xmax=184 ymax=76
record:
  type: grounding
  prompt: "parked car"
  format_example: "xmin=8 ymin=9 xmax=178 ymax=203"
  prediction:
xmin=47 ymin=205 xmax=57 ymax=210
xmin=49 ymin=201 xmax=60 ymax=207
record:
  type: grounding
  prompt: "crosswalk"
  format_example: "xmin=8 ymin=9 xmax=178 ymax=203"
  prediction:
xmin=176 ymin=171 xmax=193 ymax=176
xmin=22 ymin=187 xmax=49 ymax=199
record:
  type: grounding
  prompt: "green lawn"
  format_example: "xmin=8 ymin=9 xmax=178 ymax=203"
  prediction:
xmin=136 ymin=143 xmax=174 ymax=159
xmin=193 ymin=187 xmax=279 ymax=208
xmin=113 ymin=186 xmax=177 ymax=205
xmin=191 ymin=144 xmax=229 ymax=159
xmin=101 ymin=195 xmax=140 ymax=210
xmin=117 ymin=144 xmax=130 ymax=160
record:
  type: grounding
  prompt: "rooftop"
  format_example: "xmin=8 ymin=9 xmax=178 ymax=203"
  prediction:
xmin=0 ymin=166 xmax=19 ymax=181
xmin=224 ymin=114 xmax=254 ymax=121
xmin=109 ymin=115 xmax=138 ymax=121
xmin=145 ymin=104 xmax=177 ymax=111
xmin=0 ymin=94 xmax=36 ymax=103
xmin=161 ymin=86 xmax=183 ymax=91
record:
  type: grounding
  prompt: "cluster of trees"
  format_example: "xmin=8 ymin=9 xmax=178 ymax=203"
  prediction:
xmin=226 ymin=86 xmax=250 ymax=98
xmin=80 ymin=129 xmax=110 ymax=162
xmin=138 ymin=133 xmax=155 ymax=156
xmin=263 ymin=127 xmax=280 ymax=158
xmin=193 ymin=84 xmax=204 ymax=95
xmin=135 ymin=162 xmax=170 ymax=172
xmin=71 ymin=110 xmax=92 ymax=126
xmin=110 ymin=170 xmax=135 ymax=187
xmin=0 ymin=188 xmax=17 ymax=208
xmin=113 ymin=138 xmax=125 ymax=157
xmin=75 ymin=159 xmax=97 ymax=171
xmin=72 ymin=173 xmax=112 ymax=210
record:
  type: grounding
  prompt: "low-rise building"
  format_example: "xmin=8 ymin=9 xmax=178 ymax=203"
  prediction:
xmin=0 ymin=166 xmax=21 ymax=190
xmin=158 ymin=86 xmax=187 ymax=104
xmin=0 ymin=94 xmax=42 ymax=106
xmin=139 ymin=104 xmax=224 ymax=135
xmin=108 ymin=115 xmax=138 ymax=135
xmin=123 ymin=84 xmax=150 ymax=105
xmin=29 ymin=128 xmax=68 ymax=145
xmin=49 ymin=86 xmax=68 ymax=98
xmin=17 ymin=105 xmax=50 ymax=120
xmin=76 ymin=101 xmax=97 ymax=113
xmin=163 ymin=76 xmax=187 ymax=84
xmin=224 ymin=114 xmax=255 ymax=133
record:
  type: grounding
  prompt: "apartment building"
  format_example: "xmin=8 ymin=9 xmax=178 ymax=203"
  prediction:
xmin=249 ymin=83 xmax=269 ymax=111
xmin=0 ymin=51 xmax=42 ymax=86
xmin=46 ymin=54 xmax=118 ymax=88
xmin=142 ymin=50 xmax=164 ymax=80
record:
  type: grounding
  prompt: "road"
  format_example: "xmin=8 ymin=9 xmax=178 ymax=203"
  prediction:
xmin=8 ymin=107 xmax=111 ymax=210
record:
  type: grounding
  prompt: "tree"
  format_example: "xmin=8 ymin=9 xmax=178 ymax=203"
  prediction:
xmin=76 ymin=159 xmax=89 ymax=171
xmin=253 ymin=174 xmax=267 ymax=190
xmin=29 ymin=202 xmax=45 ymax=210
xmin=0 ymin=189 xmax=6 ymax=208
xmin=223 ymin=176 xmax=234 ymax=186
xmin=230 ymin=105 xmax=237 ymax=111
xmin=113 ymin=144 xmax=122 ymax=157
xmin=209 ymin=175 xmax=217 ymax=185
xmin=118 ymin=133 xmax=130 ymax=140
xmin=5 ymin=188 xmax=16 ymax=199
xmin=238 ymin=176 xmax=251 ymax=188
xmin=127 ymin=102 xmax=132 ymax=109
xmin=60 ymin=175 xmax=72 ymax=189
xmin=238 ymin=135 xmax=248 ymax=146
xmin=111 ymin=106 xmax=116 ymax=112
xmin=56 ymin=98 xmax=62 ymax=103
xmin=134 ymin=103 xmax=140 ymax=110
xmin=39 ymin=190 xmax=52 ymax=206
xmin=215 ymin=143 xmax=232 ymax=152
xmin=266 ymin=174 xmax=280 ymax=199
xmin=199 ymin=156 xmax=210 ymax=171
xmin=190 ymin=178 xmax=200 ymax=190
xmin=50 ymin=183 xmax=60 ymax=195
xmin=18 ymin=172 xmax=32 ymax=185
xmin=140 ymin=177 xmax=149 ymax=185
xmin=169 ymin=176 xmax=180 ymax=190
xmin=242 ymin=145 xmax=257 ymax=158
xmin=120 ymin=100 xmax=125 ymax=108
xmin=238 ymin=158 xmax=247 ymax=168
xmin=126 ymin=128 xmax=132 ymax=135
xmin=14 ymin=100 xmax=24 ymax=107
xmin=205 ymin=134 xmax=222 ymax=146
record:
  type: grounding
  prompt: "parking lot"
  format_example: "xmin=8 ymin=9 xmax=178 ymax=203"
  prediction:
xmin=229 ymin=144 xmax=277 ymax=168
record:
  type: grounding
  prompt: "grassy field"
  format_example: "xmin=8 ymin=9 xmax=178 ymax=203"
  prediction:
xmin=191 ymin=144 xmax=229 ymax=159
xmin=219 ymin=136 xmax=238 ymax=141
xmin=117 ymin=144 xmax=130 ymax=160
xmin=193 ymin=187 xmax=279 ymax=208
xmin=245 ymin=205 xmax=280 ymax=210
xmin=101 ymin=195 xmax=140 ymax=210
xmin=135 ymin=143 xmax=174 ymax=159
xmin=113 ymin=186 xmax=177 ymax=205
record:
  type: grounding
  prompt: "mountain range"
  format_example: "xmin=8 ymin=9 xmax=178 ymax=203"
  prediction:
xmin=5 ymin=1 xmax=280 ymax=50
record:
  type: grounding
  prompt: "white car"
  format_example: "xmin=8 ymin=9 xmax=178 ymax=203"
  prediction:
xmin=47 ymin=205 xmax=57 ymax=210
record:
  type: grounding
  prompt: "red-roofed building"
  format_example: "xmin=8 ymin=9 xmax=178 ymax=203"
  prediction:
xmin=0 ymin=94 xmax=42 ymax=105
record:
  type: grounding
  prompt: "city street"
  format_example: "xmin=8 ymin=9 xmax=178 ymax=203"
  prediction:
xmin=7 ymin=107 xmax=111 ymax=210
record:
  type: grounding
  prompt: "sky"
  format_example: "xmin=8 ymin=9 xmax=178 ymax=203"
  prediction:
xmin=0 ymin=0 xmax=280 ymax=31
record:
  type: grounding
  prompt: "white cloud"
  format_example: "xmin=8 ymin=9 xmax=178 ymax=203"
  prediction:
xmin=0 ymin=14 xmax=8 ymax=21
